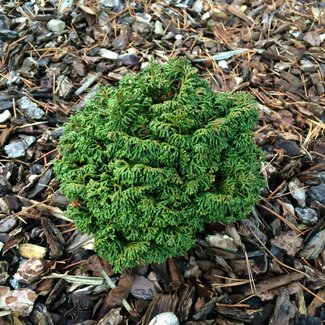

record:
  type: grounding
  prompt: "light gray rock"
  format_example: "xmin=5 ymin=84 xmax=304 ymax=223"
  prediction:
xmin=300 ymin=59 xmax=317 ymax=73
xmin=154 ymin=21 xmax=164 ymax=35
xmin=47 ymin=19 xmax=66 ymax=32
xmin=100 ymin=0 xmax=120 ymax=7
xmin=0 ymin=110 xmax=11 ymax=123
xmin=192 ymin=0 xmax=203 ymax=14
xmin=0 ymin=30 xmax=18 ymax=40
xmin=148 ymin=312 xmax=179 ymax=325
xmin=288 ymin=178 xmax=306 ymax=207
xmin=99 ymin=49 xmax=119 ymax=60
xmin=18 ymin=97 xmax=45 ymax=120
xmin=206 ymin=233 xmax=237 ymax=252
xmin=4 ymin=136 xmax=36 ymax=158
xmin=295 ymin=207 xmax=319 ymax=225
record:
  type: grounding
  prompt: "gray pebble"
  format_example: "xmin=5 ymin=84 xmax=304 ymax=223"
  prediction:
xmin=0 ymin=30 xmax=18 ymax=40
xmin=99 ymin=49 xmax=119 ymax=60
xmin=148 ymin=312 xmax=179 ymax=325
xmin=101 ymin=0 xmax=120 ymax=7
xmin=295 ymin=207 xmax=319 ymax=225
xmin=18 ymin=96 xmax=45 ymax=120
xmin=4 ymin=136 xmax=36 ymax=158
xmin=154 ymin=21 xmax=164 ymax=35
xmin=47 ymin=19 xmax=66 ymax=32
xmin=307 ymin=184 xmax=325 ymax=205
xmin=0 ymin=216 xmax=17 ymax=233
xmin=0 ymin=110 xmax=11 ymax=123
xmin=300 ymin=59 xmax=317 ymax=73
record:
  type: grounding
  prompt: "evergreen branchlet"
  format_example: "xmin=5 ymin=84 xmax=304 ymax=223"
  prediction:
xmin=54 ymin=58 xmax=265 ymax=272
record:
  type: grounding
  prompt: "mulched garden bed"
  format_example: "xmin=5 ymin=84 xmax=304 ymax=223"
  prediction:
xmin=0 ymin=0 xmax=324 ymax=324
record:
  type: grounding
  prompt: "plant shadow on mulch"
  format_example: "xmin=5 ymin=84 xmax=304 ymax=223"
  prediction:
xmin=0 ymin=0 xmax=324 ymax=324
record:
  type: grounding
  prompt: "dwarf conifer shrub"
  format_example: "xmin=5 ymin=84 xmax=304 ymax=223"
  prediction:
xmin=54 ymin=58 xmax=264 ymax=272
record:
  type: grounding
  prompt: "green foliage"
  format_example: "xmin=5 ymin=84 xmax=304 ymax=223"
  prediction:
xmin=54 ymin=58 xmax=265 ymax=272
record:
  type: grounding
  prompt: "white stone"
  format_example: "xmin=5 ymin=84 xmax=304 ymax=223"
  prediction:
xmin=192 ymin=0 xmax=203 ymax=14
xmin=154 ymin=20 xmax=164 ymax=35
xmin=300 ymin=59 xmax=317 ymax=73
xmin=47 ymin=19 xmax=66 ymax=32
xmin=0 ymin=110 xmax=11 ymax=123
xmin=4 ymin=136 xmax=36 ymax=159
xmin=206 ymin=234 xmax=237 ymax=252
xmin=99 ymin=49 xmax=119 ymax=60
xmin=100 ymin=0 xmax=120 ymax=7
xmin=289 ymin=30 xmax=302 ymax=39
xmin=218 ymin=60 xmax=229 ymax=69
xmin=18 ymin=96 xmax=45 ymax=120
xmin=274 ymin=62 xmax=292 ymax=71
xmin=148 ymin=312 xmax=179 ymax=325
xmin=202 ymin=12 xmax=210 ymax=20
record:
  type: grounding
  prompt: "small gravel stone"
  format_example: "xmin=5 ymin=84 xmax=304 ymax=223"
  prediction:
xmin=274 ymin=62 xmax=292 ymax=71
xmin=99 ymin=49 xmax=119 ymax=60
xmin=47 ymin=19 xmax=66 ymax=32
xmin=0 ymin=30 xmax=18 ymax=40
xmin=130 ymin=275 xmax=156 ymax=300
xmin=300 ymin=59 xmax=317 ymax=73
xmin=307 ymin=184 xmax=325 ymax=205
xmin=288 ymin=178 xmax=306 ymax=208
xmin=4 ymin=136 xmax=36 ymax=159
xmin=0 ymin=216 xmax=17 ymax=233
xmin=295 ymin=207 xmax=319 ymax=225
xmin=218 ymin=60 xmax=229 ymax=70
xmin=148 ymin=312 xmax=179 ymax=325
xmin=0 ymin=110 xmax=11 ymax=123
xmin=154 ymin=20 xmax=164 ymax=35
xmin=206 ymin=233 xmax=237 ymax=252
xmin=18 ymin=96 xmax=45 ymax=120
xmin=192 ymin=0 xmax=203 ymax=14
xmin=100 ymin=0 xmax=120 ymax=7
